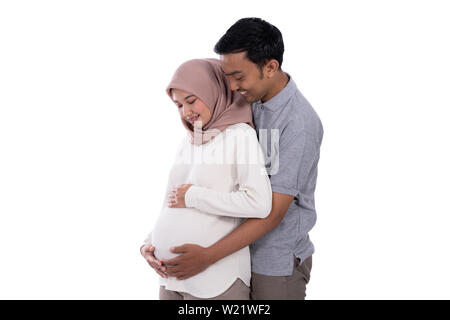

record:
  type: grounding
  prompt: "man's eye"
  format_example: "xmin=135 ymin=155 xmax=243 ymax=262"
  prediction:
xmin=236 ymin=77 xmax=243 ymax=81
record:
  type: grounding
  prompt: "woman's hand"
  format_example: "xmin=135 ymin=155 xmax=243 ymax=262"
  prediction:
xmin=167 ymin=184 xmax=193 ymax=208
xmin=140 ymin=244 xmax=167 ymax=278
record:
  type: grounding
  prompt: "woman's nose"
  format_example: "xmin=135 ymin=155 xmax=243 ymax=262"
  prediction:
xmin=183 ymin=105 xmax=192 ymax=116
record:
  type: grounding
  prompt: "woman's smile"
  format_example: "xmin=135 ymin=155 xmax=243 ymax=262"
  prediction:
xmin=187 ymin=114 xmax=200 ymax=123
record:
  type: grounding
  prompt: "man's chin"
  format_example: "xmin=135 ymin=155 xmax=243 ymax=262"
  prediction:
xmin=236 ymin=90 xmax=256 ymax=103
xmin=243 ymin=94 xmax=255 ymax=103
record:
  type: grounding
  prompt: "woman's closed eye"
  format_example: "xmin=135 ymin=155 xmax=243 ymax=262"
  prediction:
xmin=176 ymin=99 xmax=196 ymax=108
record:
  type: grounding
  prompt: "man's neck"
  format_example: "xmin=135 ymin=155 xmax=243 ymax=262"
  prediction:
xmin=261 ymin=71 xmax=289 ymax=103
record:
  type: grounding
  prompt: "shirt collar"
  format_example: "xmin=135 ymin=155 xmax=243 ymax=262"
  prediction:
xmin=254 ymin=73 xmax=297 ymax=112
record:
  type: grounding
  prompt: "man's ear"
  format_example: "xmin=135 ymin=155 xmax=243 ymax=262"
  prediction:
xmin=263 ymin=59 xmax=280 ymax=78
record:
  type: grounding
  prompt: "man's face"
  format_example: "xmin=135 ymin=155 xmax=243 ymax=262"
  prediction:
xmin=220 ymin=52 xmax=268 ymax=103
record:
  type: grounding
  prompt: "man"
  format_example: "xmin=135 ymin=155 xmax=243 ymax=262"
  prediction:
xmin=142 ymin=17 xmax=323 ymax=300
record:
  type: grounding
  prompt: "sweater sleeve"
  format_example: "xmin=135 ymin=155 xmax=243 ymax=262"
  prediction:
xmin=184 ymin=125 xmax=272 ymax=219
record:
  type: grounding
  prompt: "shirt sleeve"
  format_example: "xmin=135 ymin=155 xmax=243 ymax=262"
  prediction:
xmin=269 ymin=129 xmax=311 ymax=197
xmin=184 ymin=126 xmax=272 ymax=219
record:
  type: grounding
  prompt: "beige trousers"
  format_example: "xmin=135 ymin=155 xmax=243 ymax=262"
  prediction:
xmin=159 ymin=278 xmax=250 ymax=300
xmin=250 ymin=255 xmax=313 ymax=300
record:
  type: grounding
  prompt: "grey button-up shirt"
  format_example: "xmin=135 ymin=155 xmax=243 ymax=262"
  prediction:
xmin=250 ymin=75 xmax=323 ymax=276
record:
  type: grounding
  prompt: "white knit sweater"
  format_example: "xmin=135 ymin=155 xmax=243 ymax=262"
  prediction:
xmin=144 ymin=122 xmax=272 ymax=298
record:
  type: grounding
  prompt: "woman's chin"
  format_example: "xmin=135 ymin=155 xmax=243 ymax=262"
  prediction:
xmin=193 ymin=120 xmax=204 ymax=129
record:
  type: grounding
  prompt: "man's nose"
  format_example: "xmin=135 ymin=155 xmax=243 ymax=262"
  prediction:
xmin=227 ymin=77 xmax=239 ymax=91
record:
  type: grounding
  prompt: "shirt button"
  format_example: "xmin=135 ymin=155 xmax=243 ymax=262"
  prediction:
xmin=260 ymin=105 xmax=264 ymax=110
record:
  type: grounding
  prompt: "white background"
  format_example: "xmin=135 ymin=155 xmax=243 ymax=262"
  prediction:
xmin=1 ymin=0 xmax=449 ymax=299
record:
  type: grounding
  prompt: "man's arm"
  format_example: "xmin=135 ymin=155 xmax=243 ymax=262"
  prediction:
xmin=207 ymin=192 xmax=293 ymax=263
xmin=161 ymin=192 xmax=293 ymax=280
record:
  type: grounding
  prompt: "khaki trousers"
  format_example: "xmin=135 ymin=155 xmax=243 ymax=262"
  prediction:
xmin=159 ymin=278 xmax=250 ymax=300
xmin=250 ymin=255 xmax=312 ymax=300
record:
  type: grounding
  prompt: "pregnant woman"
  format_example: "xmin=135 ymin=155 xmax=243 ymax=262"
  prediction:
xmin=140 ymin=58 xmax=272 ymax=300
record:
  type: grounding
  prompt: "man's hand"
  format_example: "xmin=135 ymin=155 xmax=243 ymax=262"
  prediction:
xmin=140 ymin=244 xmax=167 ymax=278
xmin=160 ymin=244 xmax=212 ymax=280
xmin=167 ymin=184 xmax=192 ymax=208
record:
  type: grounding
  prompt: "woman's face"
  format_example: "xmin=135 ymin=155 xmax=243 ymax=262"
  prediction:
xmin=171 ymin=88 xmax=212 ymax=129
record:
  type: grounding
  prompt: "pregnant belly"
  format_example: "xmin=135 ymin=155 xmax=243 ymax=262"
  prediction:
xmin=151 ymin=207 xmax=236 ymax=261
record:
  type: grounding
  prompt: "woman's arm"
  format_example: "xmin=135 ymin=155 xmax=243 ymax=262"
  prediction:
xmin=183 ymin=127 xmax=272 ymax=218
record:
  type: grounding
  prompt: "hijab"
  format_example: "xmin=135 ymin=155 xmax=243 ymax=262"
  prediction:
xmin=166 ymin=58 xmax=254 ymax=145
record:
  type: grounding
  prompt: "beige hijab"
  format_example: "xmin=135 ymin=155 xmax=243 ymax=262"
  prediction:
xmin=166 ymin=58 xmax=254 ymax=145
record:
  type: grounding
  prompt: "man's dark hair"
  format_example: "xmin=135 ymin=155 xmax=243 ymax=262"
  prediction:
xmin=214 ymin=17 xmax=284 ymax=70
